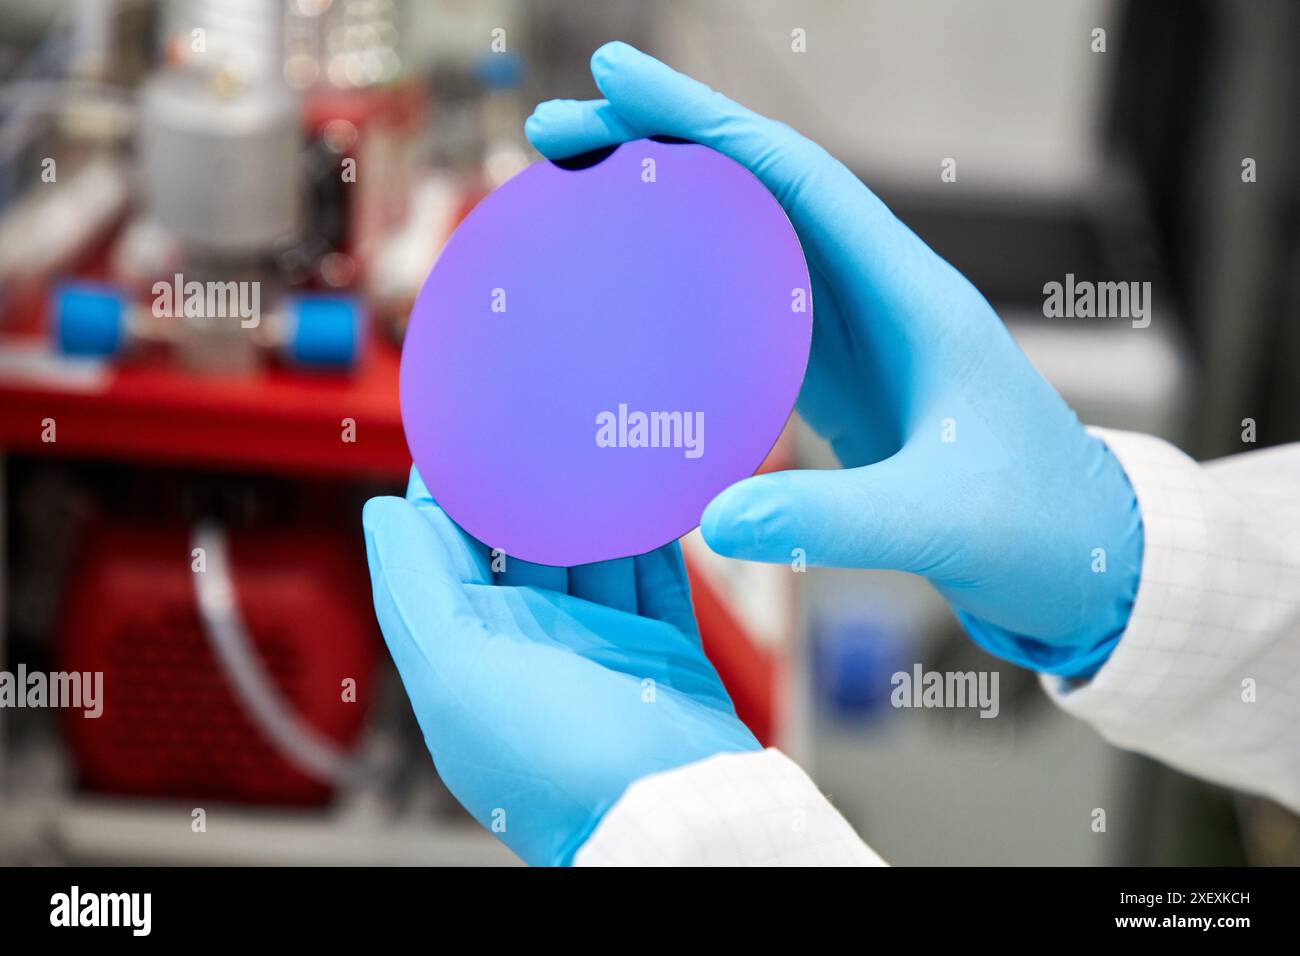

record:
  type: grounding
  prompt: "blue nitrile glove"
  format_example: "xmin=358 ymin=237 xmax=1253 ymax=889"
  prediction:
xmin=362 ymin=469 xmax=761 ymax=866
xmin=525 ymin=42 xmax=1144 ymax=678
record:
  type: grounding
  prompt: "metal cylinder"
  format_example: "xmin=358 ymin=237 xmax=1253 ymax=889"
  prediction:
xmin=138 ymin=68 xmax=301 ymax=254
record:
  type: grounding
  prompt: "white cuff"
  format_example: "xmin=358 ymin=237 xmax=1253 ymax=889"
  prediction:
xmin=1039 ymin=429 xmax=1300 ymax=812
xmin=573 ymin=748 xmax=886 ymax=866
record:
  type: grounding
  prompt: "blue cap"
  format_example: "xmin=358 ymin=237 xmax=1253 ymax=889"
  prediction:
xmin=286 ymin=294 xmax=363 ymax=369
xmin=54 ymin=282 xmax=127 ymax=357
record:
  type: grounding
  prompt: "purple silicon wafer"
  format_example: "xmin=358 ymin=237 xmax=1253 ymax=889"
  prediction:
xmin=400 ymin=138 xmax=812 ymax=566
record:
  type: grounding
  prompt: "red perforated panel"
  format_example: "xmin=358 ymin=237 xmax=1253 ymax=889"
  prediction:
xmin=58 ymin=523 xmax=380 ymax=806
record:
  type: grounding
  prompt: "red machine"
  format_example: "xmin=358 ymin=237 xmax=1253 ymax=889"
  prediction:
xmin=57 ymin=522 xmax=378 ymax=806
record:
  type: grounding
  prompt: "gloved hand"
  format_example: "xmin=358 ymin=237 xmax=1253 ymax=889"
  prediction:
xmin=362 ymin=469 xmax=761 ymax=866
xmin=526 ymin=42 xmax=1144 ymax=677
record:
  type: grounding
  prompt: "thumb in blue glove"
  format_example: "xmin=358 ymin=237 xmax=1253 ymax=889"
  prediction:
xmin=363 ymin=469 xmax=760 ymax=866
xmin=526 ymin=42 xmax=1143 ymax=678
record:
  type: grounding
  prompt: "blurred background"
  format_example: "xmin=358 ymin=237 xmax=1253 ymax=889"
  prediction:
xmin=0 ymin=0 xmax=1296 ymax=866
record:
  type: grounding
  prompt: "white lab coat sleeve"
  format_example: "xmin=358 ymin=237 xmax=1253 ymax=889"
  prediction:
xmin=573 ymin=748 xmax=887 ymax=866
xmin=1042 ymin=428 xmax=1300 ymax=811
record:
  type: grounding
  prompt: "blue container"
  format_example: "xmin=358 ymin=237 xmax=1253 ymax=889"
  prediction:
xmin=812 ymin=614 xmax=908 ymax=718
